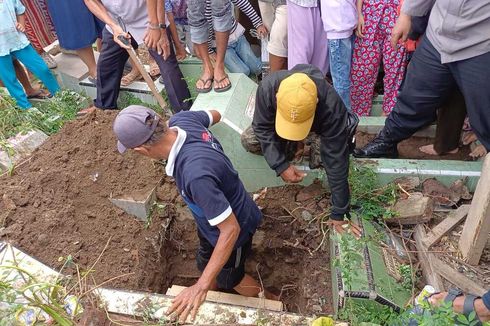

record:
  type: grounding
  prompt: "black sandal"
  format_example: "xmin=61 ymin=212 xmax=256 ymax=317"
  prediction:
xmin=196 ymin=78 xmax=213 ymax=93
xmin=214 ymin=74 xmax=232 ymax=93
xmin=444 ymin=288 xmax=483 ymax=326
xmin=27 ymin=90 xmax=51 ymax=100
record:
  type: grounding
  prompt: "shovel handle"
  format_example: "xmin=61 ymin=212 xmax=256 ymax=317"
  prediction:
xmin=117 ymin=35 xmax=130 ymax=46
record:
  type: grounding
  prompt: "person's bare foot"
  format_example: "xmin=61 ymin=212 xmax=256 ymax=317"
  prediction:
xmin=419 ymin=144 xmax=458 ymax=155
xmin=470 ymin=144 xmax=487 ymax=159
xmin=76 ymin=106 xmax=97 ymax=117
xmin=463 ymin=131 xmax=478 ymax=146
xmin=429 ymin=292 xmax=490 ymax=322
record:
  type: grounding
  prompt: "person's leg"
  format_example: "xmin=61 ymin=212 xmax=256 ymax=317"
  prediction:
xmin=188 ymin=0 xmax=214 ymax=91
xmin=450 ymin=50 xmax=490 ymax=151
xmin=234 ymin=35 xmax=262 ymax=76
xmin=183 ymin=25 xmax=194 ymax=54
xmin=354 ymin=37 xmax=456 ymax=158
xmin=0 ymin=54 xmax=32 ymax=108
xmin=310 ymin=6 xmax=329 ymax=75
xmin=286 ymin=1 xmax=316 ymax=70
xmin=94 ymin=28 xmax=132 ymax=110
xmin=211 ymin=0 xmax=233 ymax=90
xmin=15 ymin=45 xmax=60 ymax=96
xmin=380 ymin=4 xmax=408 ymax=115
xmin=267 ymin=4 xmax=287 ymax=72
xmin=431 ymin=89 xmax=466 ymax=154
xmin=328 ymin=37 xmax=353 ymax=110
xmin=12 ymin=59 xmax=37 ymax=96
xmin=350 ymin=1 xmax=383 ymax=116
xmin=149 ymin=29 xmax=192 ymax=113
xmin=224 ymin=42 xmax=251 ymax=75
xmin=76 ymin=46 xmax=98 ymax=78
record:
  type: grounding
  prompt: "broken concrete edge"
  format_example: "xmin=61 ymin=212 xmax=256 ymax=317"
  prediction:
xmin=0 ymin=130 xmax=48 ymax=173
xmin=387 ymin=195 xmax=433 ymax=225
xmin=353 ymin=158 xmax=482 ymax=192
xmin=97 ymin=288 xmax=316 ymax=325
xmin=0 ymin=242 xmax=336 ymax=325
xmin=109 ymin=186 xmax=158 ymax=221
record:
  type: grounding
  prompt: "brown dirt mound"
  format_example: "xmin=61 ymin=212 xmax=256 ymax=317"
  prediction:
xmin=0 ymin=111 xmax=171 ymax=292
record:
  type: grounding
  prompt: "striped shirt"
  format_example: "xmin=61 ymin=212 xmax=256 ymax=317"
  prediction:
xmin=205 ymin=0 xmax=263 ymax=51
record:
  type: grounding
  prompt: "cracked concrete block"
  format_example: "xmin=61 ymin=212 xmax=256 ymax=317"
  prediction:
xmin=387 ymin=193 xmax=433 ymax=225
xmin=110 ymin=187 xmax=157 ymax=221
xmin=0 ymin=130 xmax=48 ymax=172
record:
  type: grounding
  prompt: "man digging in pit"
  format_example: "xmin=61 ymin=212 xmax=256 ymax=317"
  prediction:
xmin=241 ymin=64 xmax=361 ymax=236
xmin=113 ymin=105 xmax=277 ymax=323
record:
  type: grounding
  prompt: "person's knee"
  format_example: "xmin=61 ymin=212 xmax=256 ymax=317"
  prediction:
xmin=212 ymin=0 xmax=233 ymax=33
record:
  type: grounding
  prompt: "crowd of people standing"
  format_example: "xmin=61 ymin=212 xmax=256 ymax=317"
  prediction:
xmin=0 ymin=0 xmax=488 ymax=156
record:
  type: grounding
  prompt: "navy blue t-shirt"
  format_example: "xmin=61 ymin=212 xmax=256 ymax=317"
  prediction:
xmin=167 ymin=110 xmax=262 ymax=248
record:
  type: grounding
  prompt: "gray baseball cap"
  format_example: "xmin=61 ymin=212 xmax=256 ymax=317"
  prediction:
xmin=113 ymin=105 xmax=161 ymax=153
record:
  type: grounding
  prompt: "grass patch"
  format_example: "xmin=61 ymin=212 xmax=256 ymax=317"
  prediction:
xmin=349 ymin=164 xmax=398 ymax=221
xmin=0 ymin=89 xmax=89 ymax=139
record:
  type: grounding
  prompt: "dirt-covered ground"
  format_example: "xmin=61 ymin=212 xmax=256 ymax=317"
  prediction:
xmin=0 ymin=111 xmax=332 ymax=314
xmin=356 ymin=132 xmax=472 ymax=160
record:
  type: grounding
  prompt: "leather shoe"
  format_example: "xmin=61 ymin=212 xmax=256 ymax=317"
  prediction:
xmin=354 ymin=136 xmax=398 ymax=158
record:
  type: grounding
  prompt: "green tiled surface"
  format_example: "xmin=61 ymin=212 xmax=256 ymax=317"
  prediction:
xmin=331 ymin=214 xmax=412 ymax=314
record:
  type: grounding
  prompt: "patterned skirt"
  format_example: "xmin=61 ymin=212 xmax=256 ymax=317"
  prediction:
xmin=21 ymin=0 xmax=57 ymax=52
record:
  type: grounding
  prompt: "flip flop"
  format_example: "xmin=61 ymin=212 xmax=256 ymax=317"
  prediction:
xmin=214 ymin=74 xmax=232 ymax=93
xmin=196 ymin=78 xmax=213 ymax=93
xmin=27 ymin=90 xmax=52 ymax=100
xmin=444 ymin=289 xmax=483 ymax=326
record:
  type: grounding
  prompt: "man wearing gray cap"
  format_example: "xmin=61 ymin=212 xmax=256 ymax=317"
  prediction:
xmin=113 ymin=105 xmax=277 ymax=323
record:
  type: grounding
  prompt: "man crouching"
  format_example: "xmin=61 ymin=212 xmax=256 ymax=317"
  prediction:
xmin=113 ymin=106 xmax=276 ymax=323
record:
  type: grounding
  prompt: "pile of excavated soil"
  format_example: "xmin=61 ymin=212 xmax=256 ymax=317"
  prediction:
xmin=0 ymin=111 xmax=334 ymax=315
xmin=356 ymin=132 xmax=472 ymax=160
xmin=0 ymin=111 xmax=173 ymax=292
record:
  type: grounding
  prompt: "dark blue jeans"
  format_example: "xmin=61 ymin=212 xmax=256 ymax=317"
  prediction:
xmin=95 ymin=28 xmax=192 ymax=112
xmin=383 ymin=37 xmax=490 ymax=150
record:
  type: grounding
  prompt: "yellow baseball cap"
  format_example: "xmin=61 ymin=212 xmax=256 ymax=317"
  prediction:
xmin=275 ymin=73 xmax=318 ymax=141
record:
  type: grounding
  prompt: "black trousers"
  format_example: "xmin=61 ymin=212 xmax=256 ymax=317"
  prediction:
xmin=383 ymin=37 xmax=490 ymax=150
xmin=95 ymin=28 xmax=192 ymax=112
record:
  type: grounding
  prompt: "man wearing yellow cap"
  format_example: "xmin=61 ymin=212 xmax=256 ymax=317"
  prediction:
xmin=243 ymin=64 xmax=359 ymax=234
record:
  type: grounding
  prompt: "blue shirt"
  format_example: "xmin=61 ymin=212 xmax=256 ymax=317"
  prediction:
xmin=166 ymin=111 xmax=262 ymax=248
xmin=0 ymin=0 xmax=29 ymax=56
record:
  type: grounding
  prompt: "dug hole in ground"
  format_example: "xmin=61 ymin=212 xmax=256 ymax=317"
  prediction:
xmin=0 ymin=111 xmax=333 ymax=316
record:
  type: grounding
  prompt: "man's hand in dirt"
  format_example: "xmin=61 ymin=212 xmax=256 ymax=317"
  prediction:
xmin=167 ymin=282 xmax=208 ymax=323
xmin=329 ymin=220 xmax=362 ymax=239
xmin=112 ymin=25 xmax=131 ymax=49
xmin=391 ymin=12 xmax=411 ymax=49
xmin=280 ymin=165 xmax=307 ymax=183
